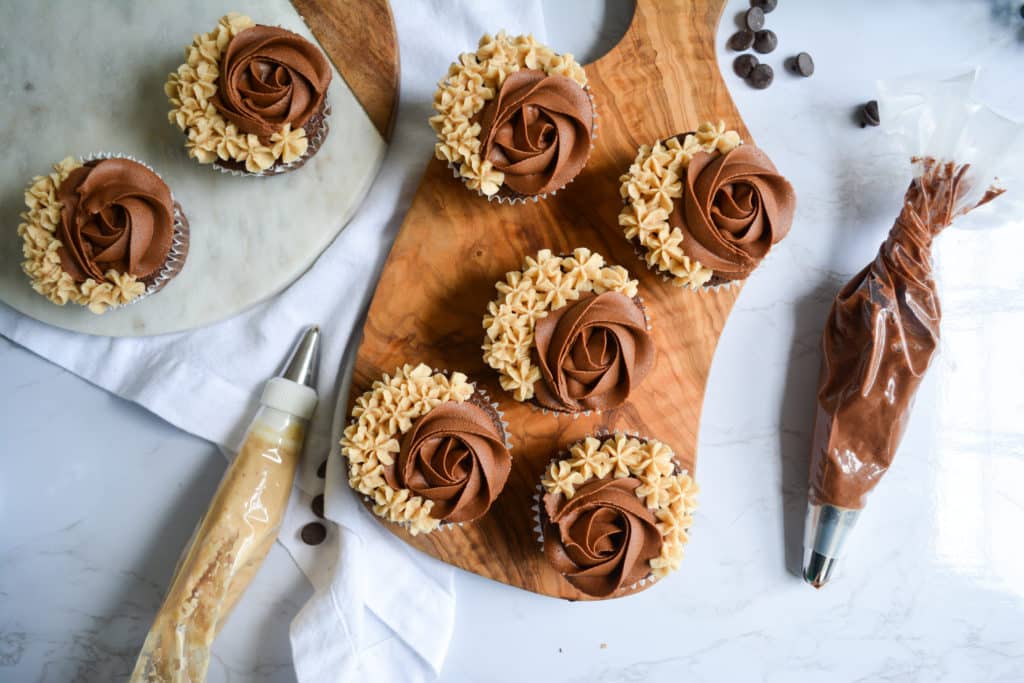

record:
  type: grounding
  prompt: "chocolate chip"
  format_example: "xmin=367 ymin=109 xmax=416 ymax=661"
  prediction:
xmin=311 ymin=493 xmax=325 ymax=519
xmin=791 ymin=52 xmax=814 ymax=77
xmin=745 ymin=7 xmax=765 ymax=31
xmin=752 ymin=0 xmax=778 ymax=12
xmin=729 ymin=29 xmax=755 ymax=51
xmin=301 ymin=521 xmax=327 ymax=545
xmin=748 ymin=63 xmax=774 ymax=89
xmin=316 ymin=459 xmax=327 ymax=478
xmin=734 ymin=54 xmax=759 ymax=78
xmin=860 ymin=100 xmax=880 ymax=127
xmin=753 ymin=30 xmax=777 ymax=54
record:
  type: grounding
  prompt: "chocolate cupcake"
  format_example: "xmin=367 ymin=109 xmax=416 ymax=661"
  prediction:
xmin=17 ymin=155 xmax=189 ymax=314
xmin=430 ymin=31 xmax=595 ymax=203
xmin=618 ymin=121 xmax=796 ymax=289
xmin=482 ymin=248 xmax=654 ymax=414
xmin=340 ymin=364 xmax=512 ymax=534
xmin=535 ymin=433 xmax=698 ymax=598
xmin=166 ymin=13 xmax=332 ymax=176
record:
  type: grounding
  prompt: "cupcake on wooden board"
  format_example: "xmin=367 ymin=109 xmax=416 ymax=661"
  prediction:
xmin=340 ymin=364 xmax=512 ymax=534
xmin=166 ymin=12 xmax=332 ymax=176
xmin=17 ymin=155 xmax=189 ymax=314
xmin=535 ymin=432 xmax=698 ymax=598
xmin=430 ymin=31 xmax=595 ymax=203
xmin=482 ymin=248 xmax=654 ymax=415
xmin=618 ymin=121 xmax=796 ymax=289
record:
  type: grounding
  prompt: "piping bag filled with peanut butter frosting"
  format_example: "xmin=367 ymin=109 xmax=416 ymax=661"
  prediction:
xmin=131 ymin=326 xmax=320 ymax=681
xmin=803 ymin=72 xmax=1021 ymax=588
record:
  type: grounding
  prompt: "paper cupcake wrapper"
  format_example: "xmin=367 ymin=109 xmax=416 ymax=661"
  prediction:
xmin=210 ymin=102 xmax=332 ymax=178
xmin=532 ymin=429 xmax=687 ymax=596
xmin=345 ymin=370 xmax=513 ymax=534
xmin=450 ymin=87 xmax=598 ymax=205
xmin=79 ymin=152 xmax=190 ymax=309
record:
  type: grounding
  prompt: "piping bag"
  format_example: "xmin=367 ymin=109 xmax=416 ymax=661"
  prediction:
xmin=802 ymin=72 xmax=1021 ymax=588
xmin=130 ymin=326 xmax=320 ymax=681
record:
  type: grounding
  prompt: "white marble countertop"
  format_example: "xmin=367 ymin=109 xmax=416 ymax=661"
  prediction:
xmin=3 ymin=1 xmax=1024 ymax=681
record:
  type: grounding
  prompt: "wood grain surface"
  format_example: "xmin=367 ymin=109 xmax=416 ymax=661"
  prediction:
xmin=292 ymin=0 xmax=399 ymax=140
xmin=348 ymin=0 xmax=750 ymax=600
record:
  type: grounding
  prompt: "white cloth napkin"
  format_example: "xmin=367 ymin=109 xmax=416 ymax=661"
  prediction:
xmin=0 ymin=1 xmax=546 ymax=680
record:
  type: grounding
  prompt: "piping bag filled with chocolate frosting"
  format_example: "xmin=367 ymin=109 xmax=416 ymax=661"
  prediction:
xmin=130 ymin=327 xmax=320 ymax=681
xmin=803 ymin=72 xmax=1021 ymax=588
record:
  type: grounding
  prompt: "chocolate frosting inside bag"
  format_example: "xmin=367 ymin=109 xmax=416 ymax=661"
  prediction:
xmin=810 ymin=159 xmax=1002 ymax=509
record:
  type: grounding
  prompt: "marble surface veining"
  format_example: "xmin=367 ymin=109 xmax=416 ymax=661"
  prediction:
xmin=0 ymin=0 xmax=385 ymax=337
xmin=2 ymin=1 xmax=1024 ymax=682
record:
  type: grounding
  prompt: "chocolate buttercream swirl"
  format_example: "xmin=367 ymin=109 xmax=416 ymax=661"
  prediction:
xmin=212 ymin=25 xmax=332 ymax=139
xmin=384 ymin=401 xmax=511 ymax=523
xmin=56 ymin=159 xmax=174 ymax=283
xmin=478 ymin=69 xmax=593 ymax=196
xmin=543 ymin=477 xmax=663 ymax=597
xmin=674 ymin=144 xmax=796 ymax=280
xmin=533 ymin=291 xmax=654 ymax=412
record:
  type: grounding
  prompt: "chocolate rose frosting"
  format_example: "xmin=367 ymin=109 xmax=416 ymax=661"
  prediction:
xmin=533 ymin=291 xmax=654 ymax=412
xmin=384 ymin=401 xmax=511 ymax=523
xmin=213 ymin=25 xmax=332 ymax=139
xmin=674 ymin=144 xmax=796 ymax=280
xmin=478 ymin=69 xmax=593 ymax=196
xmin=543 ymin=477 xmax=662 ymax=597
xmin=56 ymin=159 xmax=175 ymax=283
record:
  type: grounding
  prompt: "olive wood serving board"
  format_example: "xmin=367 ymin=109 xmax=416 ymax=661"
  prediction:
xmin=348 ymin=0 xmax=748 ymax=600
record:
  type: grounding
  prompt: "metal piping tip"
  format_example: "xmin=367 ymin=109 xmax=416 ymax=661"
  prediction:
xmin=279 ymin=325 xmax=320 ymax=389
xmin=802 ymin=501 xmax=860 ymax=589
xmin=802 ymin=549 xmax=838 ymax=589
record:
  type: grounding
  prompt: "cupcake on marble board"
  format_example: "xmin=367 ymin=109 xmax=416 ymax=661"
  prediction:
xmin=535 ymin=432 xmax=698 ymax=598
xmin=430 ymin=31 xmax=596 ymax=203
xmin=483 ymin=248 xmax=654 ymax=415
xmin=618 ymin=121 xmax=796 ymax=289
xmin=340 ymin=364 xmax=512 ymax=534
xmin=17 ymin=155 xmax=189 ymax=314
xmin=166 ymin=12 xmax=332 ymax=176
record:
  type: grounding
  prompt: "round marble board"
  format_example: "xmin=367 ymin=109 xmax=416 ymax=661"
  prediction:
xmin=0 ymin=0 xmax=397 ymax=336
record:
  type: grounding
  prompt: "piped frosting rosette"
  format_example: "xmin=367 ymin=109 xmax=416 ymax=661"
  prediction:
xmin=340 ymin=364 xmax=513 ymax=534
xmin=17 ymin=154 xmax=189 ymax=314
xmin=166 ymin=13 xmax=332 ymax=176
xmin=618 ymin=122 xmax=796 ymax=289
xmin=535 ymin=432 xmax=698 ymax=598
xmin=482 ymin=248 xmax=655 ymax=414
xmin=430 ymin=31 xmax=595 ymax=202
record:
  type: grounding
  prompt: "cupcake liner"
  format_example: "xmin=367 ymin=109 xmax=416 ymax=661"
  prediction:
xmin=452 ymin=87 xmax=598 ymax=204
xmin=534 ymin=430 xmax=687 ymax=596
xmin=211 ymin=102 xmax=332 ymax=177
xmin=344 ymin=369 xmax=512 ymax=534
xmin=79 ymin=152 xmax=190 ymax=308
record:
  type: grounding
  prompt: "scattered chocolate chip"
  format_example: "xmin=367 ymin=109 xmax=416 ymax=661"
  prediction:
xmin=753 ymin=29 xmax=777 ymax=54
xmin=748 ymin=63 xmax=774 ymax=89
xmin=745 ymin=7 xmax=765 ymax=31
xmin=301 ymin=521 xmax=327 ymax=545
xmin=751 ymin=0 xmax=778 ymax=12
xmin=860 ymin=100 xmax=880 ymax=127
xmin=316 ymin=459 xmax=327 ymax=478
xmin=311 ymin=493 xmax=325 ymax=519
xmin=734 ymin=54 xmax=759 ymax=78
xmin=791 ymin=52 xmax=814 ymax=77
xmin=729 ymin=29 xmax=755 ymax=51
